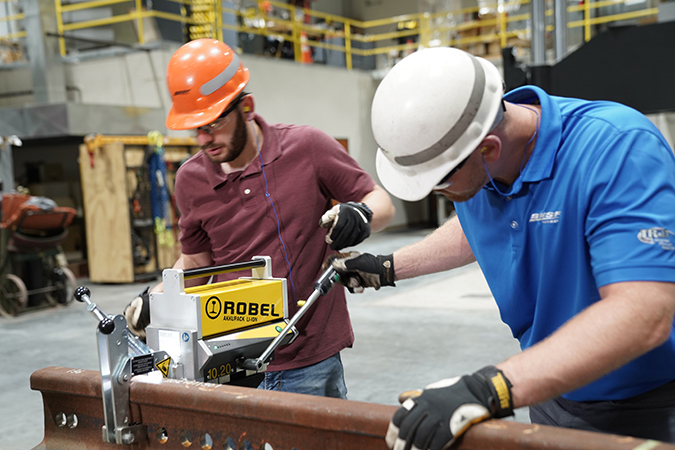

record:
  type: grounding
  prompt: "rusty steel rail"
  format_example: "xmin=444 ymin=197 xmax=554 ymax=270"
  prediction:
xmin=31 ymin=366 xmax=675 ymax=450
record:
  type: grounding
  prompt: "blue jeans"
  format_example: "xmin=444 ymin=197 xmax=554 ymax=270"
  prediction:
xmin=257 ymin=352 xmax=348 ymax=399
xmin=530 ymin=379 xmax=675 ymax=442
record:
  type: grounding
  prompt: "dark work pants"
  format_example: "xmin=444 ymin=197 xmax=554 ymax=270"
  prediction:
xmin=530 ymin=379 xmax=675 ymax=443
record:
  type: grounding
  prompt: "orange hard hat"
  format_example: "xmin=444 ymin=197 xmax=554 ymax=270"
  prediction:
xmin=165 ymin=39 xmax=250 ymax=130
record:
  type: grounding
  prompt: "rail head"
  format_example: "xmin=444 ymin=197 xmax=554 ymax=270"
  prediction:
xmin=30 ymin=366 xmax=675 ymax=450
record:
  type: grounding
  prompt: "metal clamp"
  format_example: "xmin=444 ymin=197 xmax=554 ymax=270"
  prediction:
xmin=74 ymin=286 xmax=167 ymax=445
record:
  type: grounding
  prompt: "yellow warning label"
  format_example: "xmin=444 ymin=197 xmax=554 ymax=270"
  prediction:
xmin=155 ymin=357 xmax=171 ymax=378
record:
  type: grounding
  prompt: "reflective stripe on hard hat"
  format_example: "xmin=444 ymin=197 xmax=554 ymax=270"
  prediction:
xmin=389 ymin=54 xmax=484 ymax=167
xmin=200 ymin=52 xmax=242 ymax=96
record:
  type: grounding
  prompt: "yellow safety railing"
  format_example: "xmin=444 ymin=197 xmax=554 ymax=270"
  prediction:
xmin=47 ymin=0 xmax=661 ymax=63
xmin=0 ymin=0 xmax=26 ymax=61
xmin=53 ymin=0 xmax=221 ymax=56
xmin=567 ymin=0 xmax=659 ymax=41
xmin=220 ymin=0 xmax=536 ymax=69
xmin=214 ymin=0 xmax=657 ymax=68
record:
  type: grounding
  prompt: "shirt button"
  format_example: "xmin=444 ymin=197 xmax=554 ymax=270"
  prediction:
xmin=510 ymin=221 xmax=518 ymax=229
xmin=506 ymin=196 xmax=512 ymax=201
xmin=244 ymin=189 xmax=251 ymax=195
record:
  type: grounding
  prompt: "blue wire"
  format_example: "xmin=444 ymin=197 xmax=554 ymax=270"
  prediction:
xmin=253 ymin=125 xmax=299 ymax=302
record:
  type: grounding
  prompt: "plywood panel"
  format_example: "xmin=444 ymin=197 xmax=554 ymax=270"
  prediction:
xmin=157 ymin=239 xmax=181 ymax=271
xmin=79 ymin=143 xmax=134 ymax=283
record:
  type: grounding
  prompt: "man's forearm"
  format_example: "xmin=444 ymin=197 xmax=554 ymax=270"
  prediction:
xmin=150 ymin=252 xmax=214 ymax=293
xmin=360 ymin=185 xmax=395 ymax=232
xmin=394 ymin=216 xmax=475 ymax=280
xmin=497 ymin=280 xmax=675 ymax=408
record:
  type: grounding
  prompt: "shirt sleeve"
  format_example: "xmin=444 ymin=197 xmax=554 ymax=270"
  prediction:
xmin=585 ymin=129 xmax=675 ymax=286
xmin=305 ymin=128 xmax=376 ymax=202
xmin=174 ymin=164 xmax=212 ymax=255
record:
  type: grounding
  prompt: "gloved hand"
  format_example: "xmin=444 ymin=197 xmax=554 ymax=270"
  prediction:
xmin=330 ymin=252 xmax=395 ymax=292
xmin=386 ymin=366 xmax=514 ymax=450
xmin=123 ymin=286 xmax=150 ymax=342
xmin=319 ymin=202 xmax=373 ymax=250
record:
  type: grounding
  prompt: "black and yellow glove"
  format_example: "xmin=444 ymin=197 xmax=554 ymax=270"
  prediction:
xmin=386 ymin=366 xmax=514 ymax=450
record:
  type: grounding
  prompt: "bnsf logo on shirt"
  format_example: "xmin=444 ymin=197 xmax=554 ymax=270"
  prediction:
xmin=638 ymin=227 xmax=675 ymax=250
xmin=529 ymin=211 xmax=561 ymax=224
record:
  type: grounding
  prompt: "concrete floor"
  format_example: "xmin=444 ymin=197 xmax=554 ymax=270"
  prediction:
xmin=0 ymin=226 xmax=527 ymax=450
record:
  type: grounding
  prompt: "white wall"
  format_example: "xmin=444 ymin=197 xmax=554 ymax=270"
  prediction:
xmin=0 ymin=66 xmax=34 ymax=107
xmin=64 ymin=48 xmax=175 ymax=109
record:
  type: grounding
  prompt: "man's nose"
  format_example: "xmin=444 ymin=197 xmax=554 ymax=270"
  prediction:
xmin=196 ymin=131 xmax=212 ymax=146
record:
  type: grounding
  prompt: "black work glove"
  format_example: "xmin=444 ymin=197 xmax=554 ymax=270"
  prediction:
xmin=319 ymin=202 xmax=373 ymax=250
xmin=386 ymin=366 xmax=514 ymax=450
xmin=123 ymin=286 xmax=150 ymax=342
xmin=330 ymin=252 xmax=395 ymax=292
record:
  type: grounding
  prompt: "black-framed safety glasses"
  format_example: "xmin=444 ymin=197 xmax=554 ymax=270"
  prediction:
xmin=433 ymin=153 xmax=471 ymax=190
xmin=193 ymin=94 xmax=245 ymax=136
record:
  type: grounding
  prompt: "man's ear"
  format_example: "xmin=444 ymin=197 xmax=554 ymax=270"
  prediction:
xmin=240 ymin=95 xmax=254 ymax=120
xmin=479 ymin=135 xmax=501 ymax=162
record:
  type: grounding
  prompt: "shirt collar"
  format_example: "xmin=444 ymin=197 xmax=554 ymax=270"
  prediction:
xmin=488 ymin=85 xmax=562 ymax=196
xmin=203 ymin=114 xmax=283 ymax=189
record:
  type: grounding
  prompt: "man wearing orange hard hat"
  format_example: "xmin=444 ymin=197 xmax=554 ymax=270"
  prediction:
xmin=124 ymin=39 xmax=395 ymax=397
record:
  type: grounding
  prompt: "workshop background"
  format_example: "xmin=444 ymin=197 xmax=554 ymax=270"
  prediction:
xmin=0 ymin=0 xmax=674 ymax=448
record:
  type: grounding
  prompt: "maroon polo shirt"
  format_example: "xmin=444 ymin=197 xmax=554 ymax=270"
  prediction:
xmin=174 ymin=114 xmax=376 ymax=371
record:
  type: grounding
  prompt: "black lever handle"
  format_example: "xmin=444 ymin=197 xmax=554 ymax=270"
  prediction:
xmin=183 ymin=258 xmax=267 ymax=280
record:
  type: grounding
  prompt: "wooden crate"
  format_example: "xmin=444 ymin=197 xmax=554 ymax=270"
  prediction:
xmin=79 ymin=138 xmax=198 ymax=283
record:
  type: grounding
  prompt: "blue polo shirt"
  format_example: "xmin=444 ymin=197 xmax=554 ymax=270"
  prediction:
xmin=455 ymin=86 xmax=675 ymax=401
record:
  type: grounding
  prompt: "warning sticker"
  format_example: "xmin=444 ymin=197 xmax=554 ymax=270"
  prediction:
xmin=155 ymin=357 xmax=172 ymax=378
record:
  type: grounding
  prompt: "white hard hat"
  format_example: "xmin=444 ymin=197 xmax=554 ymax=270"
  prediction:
xmin=372 ymin=47 xmax=504 ymax=202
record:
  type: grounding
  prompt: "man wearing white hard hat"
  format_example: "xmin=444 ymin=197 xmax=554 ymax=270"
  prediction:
xmin=332 ymin=46 xmax=675 ymax=447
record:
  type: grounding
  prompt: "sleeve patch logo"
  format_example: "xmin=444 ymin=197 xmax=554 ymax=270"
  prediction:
xmin=637 ymin=227 xmax=674 ymax=250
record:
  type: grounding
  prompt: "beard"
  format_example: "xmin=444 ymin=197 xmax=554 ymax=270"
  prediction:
xmin=202 ymin=111 xmax=249 ymax=164
xmin=441 ymin=188 xmax=482 ymax=203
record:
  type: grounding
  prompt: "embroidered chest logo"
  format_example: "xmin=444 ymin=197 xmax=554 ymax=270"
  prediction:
xmin=529 ymin=211 xmax=561 ymax=224
xmin=637 ymin=227 xmax=675 ymax=250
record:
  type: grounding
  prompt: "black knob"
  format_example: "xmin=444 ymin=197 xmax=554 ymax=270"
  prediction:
xmin=98 ymin=317 xmax=115 ymax=335
xmin=74 ymin=286 xmax=90 ymax=302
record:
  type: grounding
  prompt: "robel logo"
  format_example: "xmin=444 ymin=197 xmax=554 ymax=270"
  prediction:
xmin=205 ymin=296 xmax=222 ymax=319
xmin=637 ymin=227 xmax=674 ymax=250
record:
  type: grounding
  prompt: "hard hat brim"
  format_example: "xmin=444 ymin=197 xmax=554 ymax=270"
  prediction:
xmin=376 ymin=148 xmax=463 ymax=202
xmin=165 ymin=88 xmax=244 ymax=131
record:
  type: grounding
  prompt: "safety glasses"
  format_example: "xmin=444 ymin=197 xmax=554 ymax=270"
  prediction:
xmin=193 ymin=99 xmax=242 ymax=136
xmin=433 ymin=153 xmax=471 ymax=190
xmin=432 ymin=100 xmax=506 ymax=191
